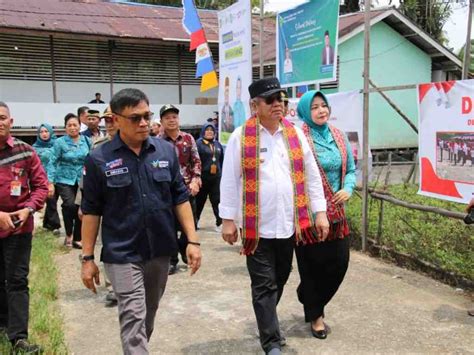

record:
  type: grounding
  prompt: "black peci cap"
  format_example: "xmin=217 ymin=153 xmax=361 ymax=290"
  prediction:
xmin=248 ymin=77 xmax=287 ymax=99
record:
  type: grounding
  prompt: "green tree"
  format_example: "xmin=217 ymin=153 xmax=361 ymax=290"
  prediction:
xmin=398 ymin=0 xmax=452 ymax=44
xmin=458 ymin=39 xmax=474 ymax=75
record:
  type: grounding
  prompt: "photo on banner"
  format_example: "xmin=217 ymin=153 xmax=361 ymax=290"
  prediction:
xmin=276 ymin=0 xmax=339 ymax=88
xmin=218 ymin=0 xmax=252 ymax=144
xmin=286 ymin=90 xmax=371 ymax=176
xmin=418 ymin=79 xmax=474 ymax=204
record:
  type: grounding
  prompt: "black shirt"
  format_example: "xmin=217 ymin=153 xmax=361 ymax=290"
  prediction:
xmin=81 ymin=134 xmax=189 ymax=263
xmin=196 ymin=138 xmax=224 ymax=178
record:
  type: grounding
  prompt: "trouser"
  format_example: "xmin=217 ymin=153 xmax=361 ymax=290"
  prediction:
xmin=295 ymin=237 xmax=350 ymax=323
xmin=0 ymin=233 xmax=32 ymax=342
xmin=439 ymin=147 xmax=443 ymax=161
xmin=195 ymin=175 xmax=221 ymax=227
xmin=170 ymin=197 xmax=196 ymax=267
xmin=246 ymin=237 xmax=294 ymax=354
xmin=56 ymin=183 xmax=81 ymax=242
xmin=104 ymin=256 xmax=170 ymax=355
xmin=43 ymin=190 xmax=61 ymax=230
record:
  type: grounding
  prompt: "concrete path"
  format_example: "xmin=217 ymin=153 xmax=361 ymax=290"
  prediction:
xmin=56 ymin=205 xmax=473 ymax=354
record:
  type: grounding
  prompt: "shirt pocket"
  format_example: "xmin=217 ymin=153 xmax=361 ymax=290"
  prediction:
xmin=106 ymin=173 xmax=132 ymax=188
xmin=150 ymin=168 xmax=172 ymax=208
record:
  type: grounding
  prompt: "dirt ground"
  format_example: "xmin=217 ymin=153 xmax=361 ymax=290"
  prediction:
xmin=54 ymin=204 xmax=474 ymax=355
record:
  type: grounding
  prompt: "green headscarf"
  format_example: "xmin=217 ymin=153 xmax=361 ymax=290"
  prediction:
xmin=297 ymin=90 xmax=331 ymax=140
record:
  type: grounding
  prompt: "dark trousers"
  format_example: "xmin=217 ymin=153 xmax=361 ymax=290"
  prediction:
xmin=246 ymin=237 xmax=294 ymax=354
xmin=56 ymin=183 xmax=81 ymax=242
xmin=43 ymin=190 xmax=61 ymax=230
xmin=195 ymin=175 xmax=222 ymax=227
xmin=170 ymin=197 xmax=196 ymax=267
xmin=295 ymin=237 xmax=350 ymax=323
xmin=0 ymin=233 xmax=32 ymax=342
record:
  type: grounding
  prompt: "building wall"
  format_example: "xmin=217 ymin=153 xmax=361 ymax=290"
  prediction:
xmin=0 ymin=79 xmax=217 ymax=105
xmin=338 ymin=21 xmax=432 ymax=149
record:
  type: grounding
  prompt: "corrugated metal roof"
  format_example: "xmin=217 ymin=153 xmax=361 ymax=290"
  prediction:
xmin=0 ymin=0 xmax=219 ymax=41
xmin=0 ymin=2 xmax=461 ymax=70
xmin=0 ymin=0 xmax=380 ymax=45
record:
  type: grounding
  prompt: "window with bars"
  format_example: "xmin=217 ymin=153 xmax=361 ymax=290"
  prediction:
xmin=0 ymin=33 xmax=216 ymax=85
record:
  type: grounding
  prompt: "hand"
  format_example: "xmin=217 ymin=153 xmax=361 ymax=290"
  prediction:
xmin=78 ymin=207 xmax=83 ymax=221
xmin=222 ymin=219 xmax=238 ymax=245
xmin=189 ymin=181 xmax=200 ymax=196
xmin=0 ymin=211 xmax=14 ymax=231
xmin=47 ymin=183 xmax=55 ymax=199
xmin=9 ymin=208 xmax=30 ymax=229
xmin=314 ymin=212 xmax=330 ymax=242
xmin=186 ymin=244 xmax=202 ymax=276
xmin=81 ymin=261 xmax=100 ymax=294
xmin=332 ymin=189 xmax=351 ymax=205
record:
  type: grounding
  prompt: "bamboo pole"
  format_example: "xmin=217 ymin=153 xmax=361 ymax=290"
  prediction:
xmin=369 ymin=192 xmax=466 ymax=219
xmin=462 ymin=0 xmax=473 ymax=79
xmin=361 ymin=0 xmax=371 ymax=252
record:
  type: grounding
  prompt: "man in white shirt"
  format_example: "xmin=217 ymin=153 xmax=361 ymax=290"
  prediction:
xmin=77 ymin=106 xmax=90 ymax=133
xmin=219 ymin=77 xmax=329 ymax=355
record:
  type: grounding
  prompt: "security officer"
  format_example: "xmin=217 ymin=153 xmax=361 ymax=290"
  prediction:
xmin=80 ymin=88 xmax=202 ymax=355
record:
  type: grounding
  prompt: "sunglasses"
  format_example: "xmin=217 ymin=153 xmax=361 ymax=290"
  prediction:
xmin=263 ymin=92 xmax=287 ymax=105
xmin=114 ymin=112 xmax=154 ymax=123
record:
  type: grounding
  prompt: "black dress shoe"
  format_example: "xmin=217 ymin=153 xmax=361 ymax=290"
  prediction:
xmin=12 ymin=339 xmax=43 ymax=354
xmin=168 ymin=264 xmax=178 ymax=275
xmin=311 ymin=324 xmax=328 ymax=339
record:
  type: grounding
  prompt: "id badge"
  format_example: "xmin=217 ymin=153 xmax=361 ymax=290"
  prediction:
xmin=10 ymin=180 xmax=21 ymax=196
xmin=210 ymin=163 xmax=217 ymax=175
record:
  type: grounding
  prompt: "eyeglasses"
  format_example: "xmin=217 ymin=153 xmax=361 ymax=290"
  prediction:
xmin=113 ymin=112 xmax=154 ymax=123
xmin=263 ymin=92 xmax=287 ymax=105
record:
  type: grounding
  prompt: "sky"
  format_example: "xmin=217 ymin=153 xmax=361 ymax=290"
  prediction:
xmin=265 ymin=0 xmax=472 ymax=52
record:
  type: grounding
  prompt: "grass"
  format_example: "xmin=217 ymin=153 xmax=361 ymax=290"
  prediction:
xmin=0 ymin=229 xmax=68 ymax=354
xmin=346 ymin=184 xmax=474 ymax=281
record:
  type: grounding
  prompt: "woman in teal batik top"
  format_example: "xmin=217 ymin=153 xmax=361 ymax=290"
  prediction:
xmin=50 ymin=114 xmax=91 ymax=248
xmin=296 ymin=90 xmax=356 ymax=340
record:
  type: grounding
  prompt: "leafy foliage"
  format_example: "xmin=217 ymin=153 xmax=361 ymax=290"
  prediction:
xmin=398 ymin=0 xmax=452 ymax=44
xmin=346 ymin=184 xmax=474 ymax=281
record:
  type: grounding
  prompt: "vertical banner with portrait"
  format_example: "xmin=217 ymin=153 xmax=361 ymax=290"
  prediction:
xmin=218 ymin=0 xmax=252 ymax=144
xmin=418 ymin=79 xmax=474 ymax=204
xmin=285 ymin=90 xmax=370 ymax=176
xmin=276 ymin=0 xmax=339 ymax=87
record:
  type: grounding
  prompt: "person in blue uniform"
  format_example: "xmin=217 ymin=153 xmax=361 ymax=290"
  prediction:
xmin=80 ymin=88 xmax=202 ymax=355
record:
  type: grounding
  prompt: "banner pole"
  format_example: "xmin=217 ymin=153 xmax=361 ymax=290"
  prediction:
xmin=259 ymin=0 xmax=264 ymax=79
xmin=462 ymin=0 xmax=472 ymax=79
xmin=361 ymin=0 xmax=371 ymax=252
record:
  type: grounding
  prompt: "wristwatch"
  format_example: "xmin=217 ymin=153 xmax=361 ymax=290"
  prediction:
xmin=80 ymin=255 xmax=94 ymax=263
xmin=26 ymin=207 xmax=35 ymax=215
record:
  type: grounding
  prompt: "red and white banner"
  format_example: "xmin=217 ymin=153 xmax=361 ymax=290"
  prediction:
xmin=418 ymin=79 xmax=474 ymax=204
